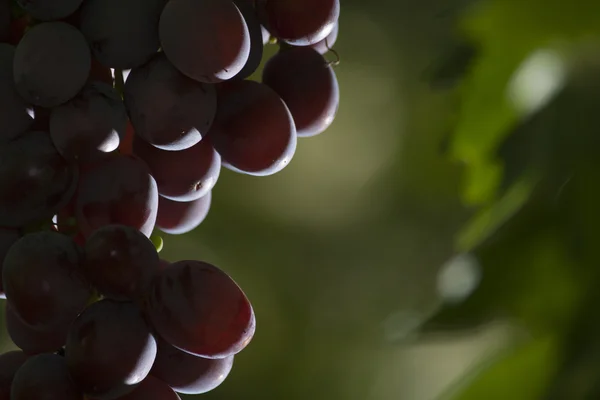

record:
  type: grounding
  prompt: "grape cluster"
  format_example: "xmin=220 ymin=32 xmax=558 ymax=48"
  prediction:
xmin=0 ymin=0 xmax=340 ymax=398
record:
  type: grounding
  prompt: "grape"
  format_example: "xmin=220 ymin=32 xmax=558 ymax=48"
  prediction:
xmin=13 ymin=22 xmax=91 ymax=107
xmin=83 ymin=225 xmax=159 ymax=301
xmin=2 ymin=231 xmax=90 ymax=328
xmin=145 ymin=260 xmax=255 ymax=359
xmin=124 ymin=53 xmax=217 ymax=151
xmin=0 ymin=131 xmax=78 ymax=228
xmin=262 ymin=46 xmax=339 ymax=137
xmin=132 ymin=135 xmax=220 ymax=202
xmin=80 ymin=0 xmax=166 ymax=69
xmin=256 ymin=0 xmax=339 ymax=46
xmin=261 ymin=25 xmax=271 ymax=45
xmin=156 ymin=192 xmax=212 ymax=236
xmin=65 ymin=300 xmax=157 ymax=400
xmin=114 ymin=376 xmax=180 ymax=400
xmin=11 ymin=354 xmax=83 ymax=400
xmin=310 ymin=21 xmax=339 ymax=55
xmin=231 ymin=0 xmax=264 ymax=80
xmin=208 ymin=79 xmax=297 ymax=176
xmin=0 ymin=44 xmax=33 ymax=142
xmin=50 ymin=82 xmax=127 ymax=163
xmin=159 ymin=0 xmax=251 ymax=83
xmin=0 ymin=228 xmax=20 ymax=299
xmin=0 ymin=0 xmax=8 ymax=43
xmin=6 ymin=304 xmax=71 ymax=355
xmin=75 ymin=154 xmax=159 ymax=238
xmin=88 ymin=57 xmax=114 ymax=86
xmin=15 ymin=0 xmax=83 ymax=21
xmin=0 ymin=350 xmax=29 ymax=399
xmin=151 ymin=336 xmax=233 ymax=394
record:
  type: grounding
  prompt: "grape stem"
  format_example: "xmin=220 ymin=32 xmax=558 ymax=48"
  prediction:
xmin=114 ymin=69 xmax=125 ymax=98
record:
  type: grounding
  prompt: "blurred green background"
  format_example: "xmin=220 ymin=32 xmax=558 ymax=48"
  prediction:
xmin=9 ymin=0 xmax=600 ymax=399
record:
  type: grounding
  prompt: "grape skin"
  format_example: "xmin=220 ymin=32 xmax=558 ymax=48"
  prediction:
xmin=262 ymin=47 xmax=339 ymax=137
xmin=124 ymin=53 xmax=217 ymax=151
xmin=0 ymin=0 xmax=8 ymax=42
xmin=12 ymin=354 xmax=83 ymax=400
xmin=50 ymin=82 xmax=127 ymax=163
xmin=13 ymin=22 xmax=91 ymax=107
xmin=256 ymin=0 xmax=340 ymax=46
xmin=16 ymin=0 xmax=83 ymax=21
xmin=0 ymin=44 xmax=33 ymax=142
xmin=157 ymin=192 xmax=212 ymax=236
xmin=0 ymin=350 xmax=29 ymax=399
xmin=133 ymin=135 xmax=220 ymax=202
xmin=80 ymin=0 xmax=166 ymax=69
xmin=231 ymin=0 xmax=264 ymax=80
xmin=0 ymin=228 xmax=20 ymax=299
xmin=310 ymin=21 xmax=339 ymax=55
xmin=145 ymin=260 xmax=255 ymax=359
xmin=159 ymin=0 xmax=251 ymax=83
xmin=208 ymin=79 xmax=297 ymax=176
xmin=65 ymin=300 xmax=157 ymax=400
xmin=2 ymin=231 xmax=90 ymax=328
xmin=115 ymin=376 xmax=180 ymax=400
xmin=0 ymin=131 xmax=78 ymax=228
xmin=151 ymin=336 xmax=233 ymax=394
xmin=83 ymin=225 xmax=160 ymax=301
xmin=75 ymin=154 xmax=159 ymax=238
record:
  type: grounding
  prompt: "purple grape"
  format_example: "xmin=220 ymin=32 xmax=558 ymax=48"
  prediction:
xmin=145 ymin=260 xmax=255 ymax=359
xmin=113 ymin=376 xmax=180 ymax=400
xmin=0 ymin=44 xmax=33 ymax=142
xmin=0 ymin=131 xmax=78 ymax=228
xmin=75 ymin=154 xmax=159 ymax=238
xmin=0 ymin=228 xmax=20 ymax=299
xmin=13 ymin=22 xmax=91 ymax=107
xmin=151 ymin=336 xmax=233 ymax=394
xmin=6 ymin=304 xmax=71 ymax=355
xmin=124 ymin=53 xmax=217 ymax=151
xmin=231 ymin=0 xmax=264 ymax=80
xmin=262 ymin=46 xmax=339 ymax=137
xmin=0 ymin=350 xmax=29 ymax=399
xmin=15 ymin=0 xmax=83 ymax=21
xmin=11 ymin=354 xmax=83 ymax=400
xmin=159 ymin=0 xmax=250 ymax=83
xmin=80 ymin=0 xmax=166 ymax=69
xmin=310 ymin=21 xmax=339 ymax=55
xmin=256 ymin=0 xmax=339 ymax=46
xmin=208 ymin=79 xmax=297 ymax=176
xmin=2 ymin=231 xmax=90 ymax=328
xmin=156 ymin=192 xmax=212 ymax=236
xmin=82 ymin=225 xmax=160 ymax=301
xmin=132 ymin=135 xmax=220 ymax=202
xmin=50 ymin=82 xmax=126 ymax=163
xmin=65 ymin=300 xmax=157 ymax=400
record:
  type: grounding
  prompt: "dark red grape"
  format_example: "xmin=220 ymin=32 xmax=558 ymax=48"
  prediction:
xmin=83 ymin=225 xmax=159 ymax=301
xmin=80 ymin=0 xmax=166 ymax=69
xmin=262 ymin=46 xmax=339 ymax=137
xmin=310 ymin=21 xmax=338 ymax=55
xmin=0 ymin=131 xmax=78 ymax=228
xmin=256 ymin=0 xmax=339 ymax=46
xmin=145 ymin=260 xmax=255 ymax=359
xmin=13 ymin=22 xmax=91 ymax=107
xmin=151 ymin=336 xmax=233 ymax=394
xmin=88 ymin=57 xmax=114 ymax=86
xmin=11 ymin=354 xmax=83 ymax=400
xmin=2 ymin=231 xmax=90 ymax=328
xmin=124 ymin=53 xmax=217 ymax=151
xmin=75 ymin=154 xmax=159 ymax=238
xmin=261 ymin=25 xmax=271 ymax=45
xmin=156 ymin=192 xmax=212 ymax=235
xmin=0 ymin=350 xmax=29 ymax=400
xmin=114 ymin=376 xmax=180 ymax=400
xmin=0 ymin=1 xmax=8 ymax=42
xmin=0 ymin=44 xmax=33 ymax=142
xmin=159 ymin=0 xmax=250 ymax=83
xmin=50 ymin=82 xmax=127 ymax=163
xmin=65 ymin=300 xmax=157 ymax=400
xmin=133 ymin=135 xmax=220 ymax=202
xmin=0 ymin=228 xmax=20 ymax=299
xmin=6 ymin=304 xmax=71 ymax=355
xmin=208 ymin=79 xmax=296 ymax=176
xmin=231 ymin=0 xmax=264 ymax=80
xmin=16 ymin=0 xmax=83 ymax=21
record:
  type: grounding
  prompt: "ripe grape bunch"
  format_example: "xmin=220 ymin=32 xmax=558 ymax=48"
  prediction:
xmin=0 ymin=0 xmax=340 ymax=398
